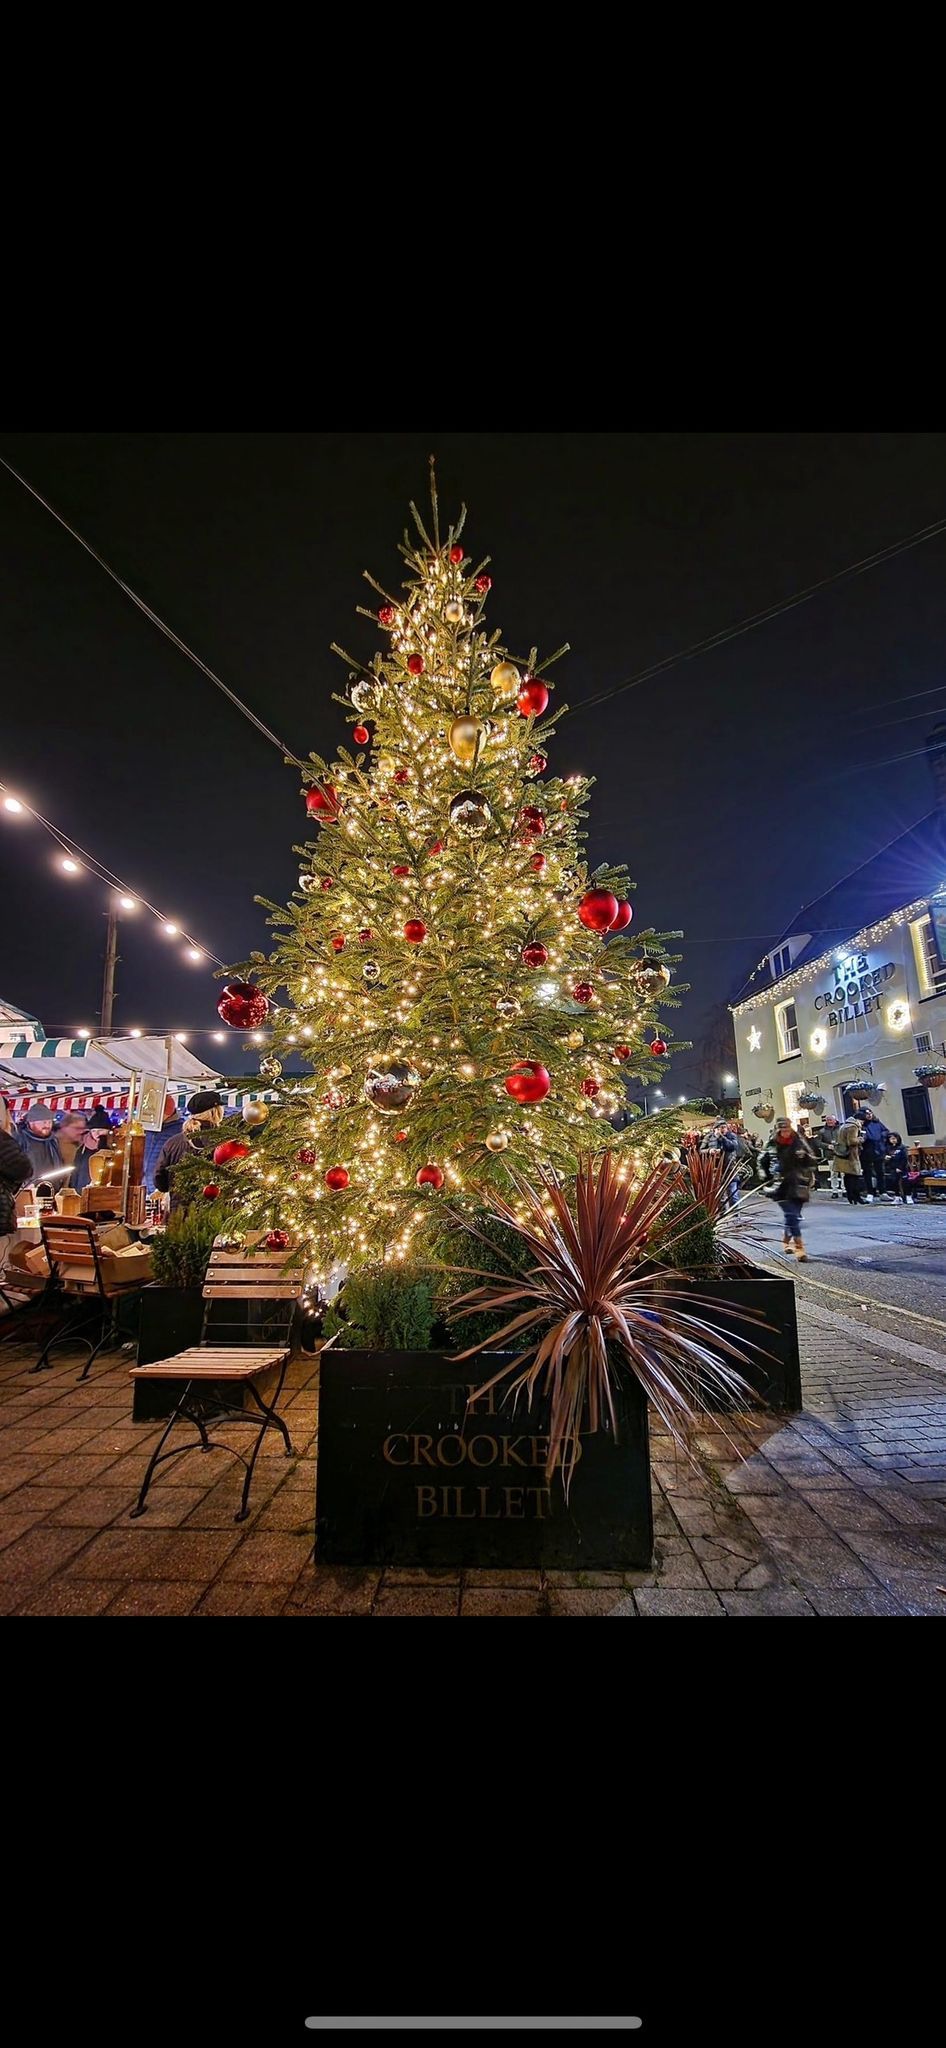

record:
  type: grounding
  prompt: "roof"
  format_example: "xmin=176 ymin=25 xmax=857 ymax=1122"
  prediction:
xmin=0 ymin=996 xmax=44 ymax=1036
xmin=731 ymin=808 xmax=946 ymax=1008
xmin=0 ymin=1034 xmax=222 ymax=1089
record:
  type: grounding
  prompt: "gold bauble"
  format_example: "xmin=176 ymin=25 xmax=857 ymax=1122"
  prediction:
xmin=449 ymin=715 xmax=482 ymax=766
xmin=563 ymin=1030 xmax=584 ymax=1050
xmin=486 ymin=1130 xmax=510 ymax=1153
xmin=242 ymin=1100 xmax=270 ymax=1127
xmin=377 ymin=753 xmax=395 ymax=778
xmin=490 ymin=660 xmax=520 ymax=702
xmin=444 ymin=598 xmax=465 ymax=625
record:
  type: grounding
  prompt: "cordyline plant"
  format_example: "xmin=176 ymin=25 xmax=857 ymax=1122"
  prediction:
xmin=447 ymin=1151 xmax=760 ymax=1497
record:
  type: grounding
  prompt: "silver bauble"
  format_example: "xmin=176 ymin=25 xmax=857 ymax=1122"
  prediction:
xmin=448 ymin=790 xmax=492 ymax=838
xmin=258 ymin=1055 xmax=282 ymax=1082
xmin=395 ymin=800 xmax=410 ymax=816
xmin=362 ymin=961 xmax=381 ymax=983
xmin=637 ymin=958 xmax=672 ymax=997
xmin=299 ymin=873 xmax=319 ymax=894
xmin=351 ymin=678 xmax=380 ymax=714
xmin=363 ymin=1059 xmax=422 ymax=1114
xmin=495 ymin=996 xmax=521 ymax=1018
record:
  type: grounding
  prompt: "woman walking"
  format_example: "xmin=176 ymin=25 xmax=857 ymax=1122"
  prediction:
xmin=761 ymin=1116 xmax=817 ymax=1259
xmin=833 ymin=1115 xmax=865 ymax=1204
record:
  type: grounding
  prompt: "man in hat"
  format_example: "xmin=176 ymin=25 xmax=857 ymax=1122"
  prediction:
xmin=154 ymin=1091 xmax=225 ymax=1208
xmin=16 ymin=1105 xmax=64 ymax=1182
xmin=143 ymin=1095 xmax=185 ymax=1193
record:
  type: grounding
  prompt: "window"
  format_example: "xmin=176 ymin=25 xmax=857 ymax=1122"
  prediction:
xmin=771 ymin=945 xmax=792 ymax=979
xmin=783 ymin=1080 xmax=810 ymax=1130
xmin=902 ymin=1085 xmax=934 ymax=1137
xmin=909 ymin=914 xmax=946 ymax=998
xmin=915 ymin=1032 xmax=934 ymax=1054
xmin=775 ymin=1000 xmax=800 ymax=1058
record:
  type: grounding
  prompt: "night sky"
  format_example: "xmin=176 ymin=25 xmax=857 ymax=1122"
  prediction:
xmin=3 ymin=430 xmax=946 ymax=1095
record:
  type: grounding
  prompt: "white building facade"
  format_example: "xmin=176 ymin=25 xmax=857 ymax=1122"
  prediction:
xmin=732 ymin=893 xmax=946 ymax=1143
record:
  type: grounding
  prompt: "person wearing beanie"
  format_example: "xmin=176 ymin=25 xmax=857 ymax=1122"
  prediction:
xmin=16 ymin=1105 xmax=64 ymax=1182
xmin=143 ymin=1094 xmax=185 ymax=1193
xmin=154 ymin=1091 xmax=224 ymax=1207
xmin=759 ymin=1115 xmax=817 ymax=1260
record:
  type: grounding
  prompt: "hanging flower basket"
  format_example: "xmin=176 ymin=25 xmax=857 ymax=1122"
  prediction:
xmin=798 ymin=1090 xmax=825 ymax=1111
xmin=915 ymin=1062 xmax=946 ymax=1088
xmin=753 ymin=1102 xmax=774 ymax=1122
xmin=850 ymin=1079 xmax=885 ymax=1102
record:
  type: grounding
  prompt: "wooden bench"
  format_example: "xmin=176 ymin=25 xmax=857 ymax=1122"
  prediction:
xmin=128 ymin=1240 xmax=303 ymax=1524
xmin=33 ymin=1214 xmax=148 ymax=1381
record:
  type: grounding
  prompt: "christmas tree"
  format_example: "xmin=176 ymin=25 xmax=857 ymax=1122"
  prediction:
xmin=221 ymin=474 xmax=685 ymax=1269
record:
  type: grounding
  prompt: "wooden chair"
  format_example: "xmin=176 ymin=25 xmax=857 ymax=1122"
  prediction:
xmin=128 ymin=1239 xmax=303 ymax=1524
xmin=33 ymin=1214 xmax=146 ymax=1380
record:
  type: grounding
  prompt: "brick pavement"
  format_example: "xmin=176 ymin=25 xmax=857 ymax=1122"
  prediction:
xmin=1 ymin=1299 xmax=945 ymax=1615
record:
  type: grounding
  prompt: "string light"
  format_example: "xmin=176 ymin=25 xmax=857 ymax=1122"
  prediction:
xmin=732 ymin=897 xmax=935 ymax=1014
xmin=61 ymin=857 xmax=80 ymax=874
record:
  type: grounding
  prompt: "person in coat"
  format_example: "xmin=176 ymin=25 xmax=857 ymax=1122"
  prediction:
xmin=16 ymin=1105 xmax=64 ymax=1182
xmin=884 ymin=1131 xmax=914 ymax=1204
xmin=143 ymin=1096 xmax=185 ymax=1193
xmin=856 ymin=1106 xmax=890 ymax=1199
xmin=759 ymin=1116 xmax=817 ymax=1259
xmin=154 ymin=1091 xmax=225 ymax=1209
xmin=833 ymin=1116 xmax=865 ymax=1204
xmin=0 ymin=1099 xmax=33 ymax=1292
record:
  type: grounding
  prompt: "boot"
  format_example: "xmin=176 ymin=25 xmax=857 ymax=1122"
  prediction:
xmin=793 ymin=1237 xmax=808 ymax=1261
xmin=782 ymin=1232 xmax=793 ymax=1251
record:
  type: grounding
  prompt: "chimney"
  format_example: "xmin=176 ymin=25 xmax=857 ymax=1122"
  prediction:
xmin=927 ymin=723 xmax=946 ymax=814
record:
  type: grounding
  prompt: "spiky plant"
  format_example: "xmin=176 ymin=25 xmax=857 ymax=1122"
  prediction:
xmin=447 ymin=1152 xmax=760 ymax=1496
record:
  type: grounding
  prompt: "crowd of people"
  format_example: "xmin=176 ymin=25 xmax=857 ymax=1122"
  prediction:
xmin=692 ymin=1104 xmax=925 ymax=1261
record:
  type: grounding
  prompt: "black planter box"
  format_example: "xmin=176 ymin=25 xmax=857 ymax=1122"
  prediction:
xmin=132 ymin=1285 xmax=205 ymax=1419
xmin=315 ymin=1349 xmax=653 ymax=1569
xmin=670 ymin=1268 xmax=802 ymax=1413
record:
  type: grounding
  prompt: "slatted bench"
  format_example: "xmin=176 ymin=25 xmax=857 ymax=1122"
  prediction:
xmin=129 ymin=1240 xmax=303 ymax=1524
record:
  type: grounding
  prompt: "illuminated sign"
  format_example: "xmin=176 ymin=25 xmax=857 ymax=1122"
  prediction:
xmin=812 ymin=952 xmax=896 ymax=1028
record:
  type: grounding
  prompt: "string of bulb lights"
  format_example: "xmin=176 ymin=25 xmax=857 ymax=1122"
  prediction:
xmin=0 ymin=773 xmax=226 ymax=970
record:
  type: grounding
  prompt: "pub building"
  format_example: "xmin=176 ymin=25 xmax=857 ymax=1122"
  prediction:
xmin=731 ymin=730 xmax=946 ymax=1149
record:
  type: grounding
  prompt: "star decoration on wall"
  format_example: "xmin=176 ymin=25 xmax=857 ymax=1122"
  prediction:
xmin=747 ymin=1026 xmax=762 ymax=1051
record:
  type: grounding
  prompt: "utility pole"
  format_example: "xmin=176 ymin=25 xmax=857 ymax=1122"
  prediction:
xmin=100 ymin=905 xmax=119 ymax=1034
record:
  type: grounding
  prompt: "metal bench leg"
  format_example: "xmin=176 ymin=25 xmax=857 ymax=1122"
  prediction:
xmin=236 ymin=1358 xmax=293 ymax=1523
xmin=77 ymin=1302 xmax=121 ymax=1381
xmin=32 ymin=1298 xmax=98 ymax=1374
xmin=130 ymin=1381 xmax=208 ymax=1518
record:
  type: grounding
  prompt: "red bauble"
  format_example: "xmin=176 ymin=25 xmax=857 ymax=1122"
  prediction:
xmin=520 ymin=806 xmax=546 ymax=838
xmin=505 ymin=1061 xmax=551 ymax=1104
xmin=394 ymin=1130 xmax=408 ymax=1143
xmin=201 ymin=1183 xmax=220 ymax=1201
xmin=572 ymin=982 xmax=595 ymax=1006
xmin=517 ymin=678 xmax=550 ymax=718
xmin=213 ymin=1139 xmax=251 ymax=1167
xmin=352 ymin=725 xmax=370 ymax=746
xmin=217 ymin=980 xmax=269 ymax=1030
xmin=449 ymin=544 xmax=464 ymax=565
xmin=528 ymin=752 xmax=548 ymax=774
xmin=581 ymin=1078 xmax=600 ymax=1098
xmin=305 ymin=783 xmax=339 ymax=817
xmin=610 ymin=899 xmax=633 ymax=931
xmin=530 ymin=853 xmax=547 ymax=874
xmin=404 ymin=920 xmax=427 ymax=943
xmin=407 ymin=653 xmax=424 ymax=676
xmin=649 ymin=1039 xmax=667 ymax=1057
xmin=578 ymin=888 xmax=619 ymax=933
xmin=428 ymin=839 xmax=444 ymax=855
xmin=320 ymin=876 xmax=333 ymax=891
xmin=392 ymin=864 xmax=412 ymax=877
xmin=475 ymin=574 xmax=492 ymax=594
xmin=416 ymin=1162 xmax=445 ymax=1189
xmin=393 ymin=768 xmax=409 ymax=785
xmin=330 ymin=934 xmax=346 ymax=953
xmin=614 ymin=1045 xmax=631 ymax=1063
xmin=266 ymin=1229 xmax=290 ymax=1251
xmin=521 ymin=942 xmax=549 ymax=969
xmin=357 ymin=928 xmax=373 ymax=945
xmin=378 ymin=605 xmax=395 ymax=626
xmin=296 ymin=1148 xmax=317 ymax=1166
xmin=325 ymin=1166 xmax=350 ymax=1191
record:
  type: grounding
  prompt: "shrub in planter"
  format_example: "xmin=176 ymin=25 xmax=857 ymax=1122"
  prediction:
xmin=322 ymin=1264 xmax=437 ymax=1351
xmin=647 ymin=1189 xmax=720 ymax=1274
xmin=149 ymin=1201 xmax=224 ymax=1289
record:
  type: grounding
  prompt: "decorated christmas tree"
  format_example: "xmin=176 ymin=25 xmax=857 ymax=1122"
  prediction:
xmin=219 ymin=474 xmax=685 ymax=1269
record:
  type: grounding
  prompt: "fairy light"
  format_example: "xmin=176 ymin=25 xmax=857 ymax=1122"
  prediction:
xmin=61 ymin=857 xmax=80 ymax=874
xmin=3 ymin=796 xmax=23 ymax=813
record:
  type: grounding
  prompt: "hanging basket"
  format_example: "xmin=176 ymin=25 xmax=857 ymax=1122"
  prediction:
xmin=850 ymin=1079 xmax=885 ymax=1102
xmin=753 ymin=1102 xmax=774 ymax=1122
xmin=916 ymin=1063 xmax=946 ymax=1088
xmin=798 ymin=1090 xmax=825 ymax=1111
